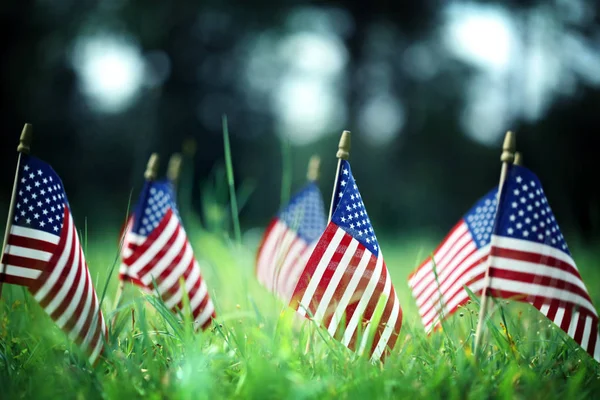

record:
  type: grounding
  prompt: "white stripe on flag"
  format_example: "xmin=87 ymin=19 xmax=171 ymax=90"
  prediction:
xmin=491 ymin=257 xmax=588 ymax=293
xmin=408 ymin=224 xmax=468 ymax=286
xmin=416 ymin=245 xmax=484 ymax=308
xmin=489 ymin=277 xmax=597 ymax=317
xmin=34 ymin=214 xmax=75 ymax=302
xmin=256 ymin=222 xmax=286 ymax=284
xmin=2 ymin=265 xmax=42 ymax=280
xmin=371 ymin=294 xmax=400 ymax=362
xmin=154 ymin=241 xmax=194 ymax=292
xmin=194 ymin=300 xmax=215 ymax=329
xmin=188 ymin=279 xmax=209 ymax=311
xmin=10 ymin=225 xmax=60 ymax=245
xmin=411 ymin=227 xmax=472 ymax=295
xmin=275 ymin=238 xmax=306 ymax=297
xmin=492 ymin=236 xmax=578 ymax=269
xmin=313 ymin=239 xmax=359 ymax=322
xmin=424 ymin=278 xmax=486 ymax=333
xmin=327 ymin=250 xmax=372 ymax=336
xmin=567 ymin=311 xmax=580 ymax=338
xmin=581 ymin=316 xmax=592 ymax=350
xmin=7 ymin=245 xmax=53 ymax=262
xmin=357 ymin=262 xmax=393 ymax=355
xmin=297 ymin=228 xmax=346 ymax=317
xmin=127 ymin=217 xmax=179 ymax=274
xmin=69 ymin=271 xmax=95 ymax=341
xmin=140 ymin=225 xmax=188 ymax=284
xmin=45 ymin=229 xmax=82 ymax=315
xmin=342 ymin=254 xmax=384 ymax=347
xmin=554 ymin=307 xmax=566 ymax=327
xmin=56 ymin=248 xmax=87 ymax=327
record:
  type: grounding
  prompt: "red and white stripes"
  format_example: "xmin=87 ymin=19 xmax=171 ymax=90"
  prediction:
xmin=120 ymin=209 xmax=215 ymax=330
xmin=256 ymin=219 xmax=314 ymax=303
xmin=290 ymin=223 xmax=402 ymax=362
xmin=488 ymin=236 xmax=600 ymax=361
xmin=409 ymin=221 xmax=488 ymax=332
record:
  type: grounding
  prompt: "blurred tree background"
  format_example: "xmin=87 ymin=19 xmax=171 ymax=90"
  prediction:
xmin=0 ymin=0 xmax=598 ymax=245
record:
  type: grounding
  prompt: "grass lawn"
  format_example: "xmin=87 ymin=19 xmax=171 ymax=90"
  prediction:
xmin=1 ymin=222 xmax=599 ymax=399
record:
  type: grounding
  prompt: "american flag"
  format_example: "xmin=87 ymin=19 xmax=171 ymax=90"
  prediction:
xmin=487 ymin=164 xmax=600 ymax=362
xmin=289 ymin=160 xmax=403 ymax=362
xmin=0 ymin=155 xmax=107 ymax=365
xmin=119 ymin=179 xmax=215 ymax=330
xmin=255 ymin=182 xmax=326 ymax=303
xmin=408 ymin=188 xmax=498 ymax=332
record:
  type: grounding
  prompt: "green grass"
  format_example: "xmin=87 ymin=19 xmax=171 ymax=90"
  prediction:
xmin=1 ymin=223 xmax=599 ymax=399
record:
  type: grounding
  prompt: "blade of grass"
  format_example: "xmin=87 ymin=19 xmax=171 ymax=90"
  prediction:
xmin=222 ymin=115 xmax=241 ymax=246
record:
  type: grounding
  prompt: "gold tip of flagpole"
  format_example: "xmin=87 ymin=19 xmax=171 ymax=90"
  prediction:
xmin=144 ymin=153 xmax=160 ymax=181
xmin=167 ymin=153 xmax=183 ymax=182
xmin=182 ymin=137 xmax=197 ymax=157
xmin=336 ymin=130 xmax=351 ymax=160
xmin=17 ymin=123 xmax=33 ymax=154
xmin=307 ymin=155 xmax=321 ymax=182
xmin=513 ymin=151 xmax=522 ymax=166
xmin=501 ymin=130 xmax=516 ymax=163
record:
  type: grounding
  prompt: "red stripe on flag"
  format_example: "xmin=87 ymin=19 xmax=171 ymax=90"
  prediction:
xmin=408 ymin=221 xmax=465 ymax=283
xmin=123 ymin=210 xmax=174 ymax=268
xmin=333 ymin=255 xmax=377 ymax=340
xmin=8 ymin=235 xmax=57 ymax=254
xmin=134 ymin=219 xmax=181 ymax=279
xmin=488 ymin=268 xmax=594 ymax=307
xmin=1 ymin=254 xmax=47 ymax=271
xmin=348 ymin=259 xmax=387 ymax=350
xmin=290 ymin=223 xmax=338 ymax=310
xmin=491 ymin=247 xmax=584 ymax=282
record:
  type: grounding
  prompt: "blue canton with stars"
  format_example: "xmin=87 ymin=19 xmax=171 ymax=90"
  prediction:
xmin=12 ymin=155 xmax=68 ymax=236
xmin=494 ymin=164 xmax=570 ymax=255
xmin=464 ymin=188 xmax=498 ymax=249
xmin=131 ymin=180 xmax=180 ymax=237
xmin=278 ymin=182 xmax=326 ymax=243
xmin=331 ymin=160 xmax=380 ymax=256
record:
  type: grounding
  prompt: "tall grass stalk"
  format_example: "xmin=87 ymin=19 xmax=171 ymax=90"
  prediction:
xmin=222 ymin=114 xmax=242 ymax=245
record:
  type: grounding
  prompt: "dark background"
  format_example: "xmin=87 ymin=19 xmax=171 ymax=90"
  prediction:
xmin=1 ymin=0 xmax=598 ymax=244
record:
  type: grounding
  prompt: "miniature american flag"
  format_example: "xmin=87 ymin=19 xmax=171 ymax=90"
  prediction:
xmin=408 ymin=188 xmax=497 ymax=332
xmin=255 ymin=182 xmax=326 ymax=303
xmin=0 ymin=155 xmax=107 ymax=365
xmin=289 ymin=160 xmax=403 ymax=362
xmin=119 ymin=179 xmax=215 ymax=330
xmin=487 ymin=164 xmax=600 ymax=362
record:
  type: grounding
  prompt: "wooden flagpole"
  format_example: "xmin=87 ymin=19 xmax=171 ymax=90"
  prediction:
xmin=304 ymin=132 xmax=350 ymax=354
xmin=473 ymin=130 xmax=516 ymax=354
xmin=113 ymin=153 xmax=160 ymax=311
xmin=327 ymin=131 xmax=351 ymax=223
xmin=514 ymin=151 xmax=522 ymax=166
xmin=307 ymin=155 xmax=321 ymax=183
xmin=167 ymin=153 xmax=183 ymax=188
xmin=0 ymin=123 xmax=33 ymax=299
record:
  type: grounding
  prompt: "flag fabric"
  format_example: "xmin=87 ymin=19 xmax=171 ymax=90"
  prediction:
xmin=255 ymin=182 xmax=326 ymax=303
xmin=408 ymin=188 xmax=498 ymax=332
xmin=0 ymin=155 xmax=107 ymax=365
xmin=289 ymin=160 xmax=403 ymax=362
xmin=119 ymin=179 xmax=215 ymax=330
xmin=487 ymin=164 xmax=600 ymax=362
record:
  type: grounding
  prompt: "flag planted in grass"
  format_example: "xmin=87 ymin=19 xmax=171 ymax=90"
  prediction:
xmin=256 ymin=182 xmax=326 ymax=303
xmin=119 ymin=178 xmax=215 ymax=330
xmin=486 ymin=164 xmax=600 ymax=362
xmin=408 ymin=188 xmax=498 ymax=332
xmin=289 ymin=159 xmax=403 ymax=362
xmin=0 ymin=155 xmax=107 ymax=365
